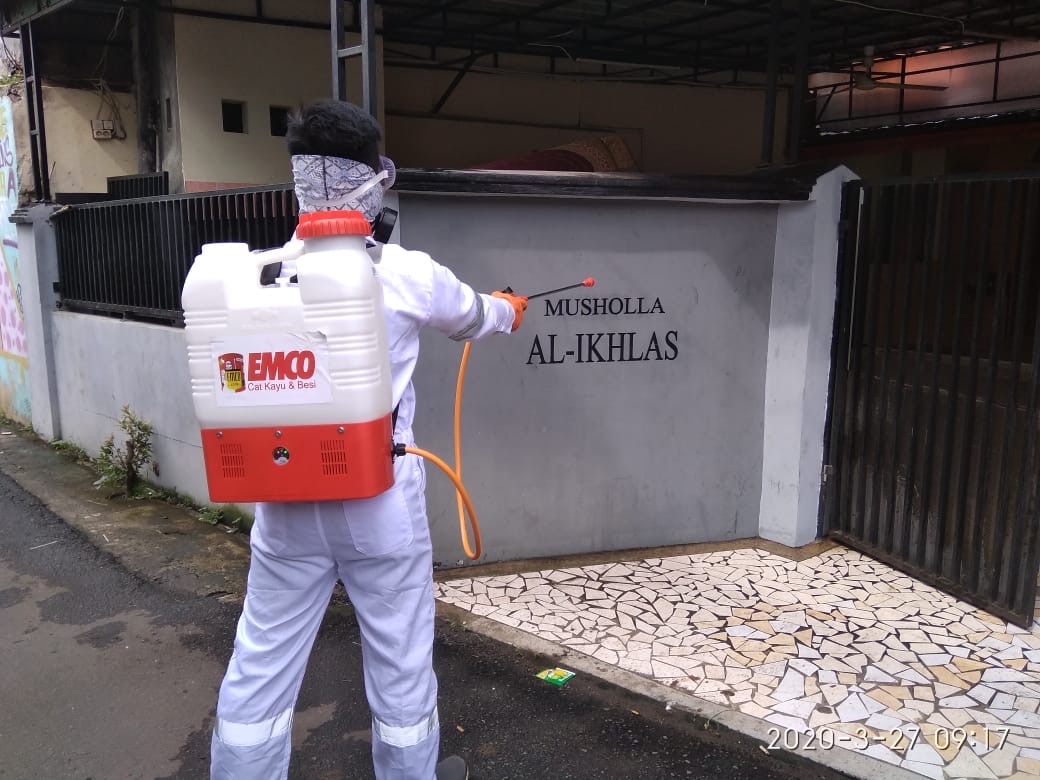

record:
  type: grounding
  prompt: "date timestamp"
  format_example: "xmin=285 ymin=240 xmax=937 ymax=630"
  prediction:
xmin=765 ymin=725 xmax=1010 ymax=752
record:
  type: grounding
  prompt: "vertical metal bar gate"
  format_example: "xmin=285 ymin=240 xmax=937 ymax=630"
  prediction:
xmin=823 ymin=175 xmax=1040 ymax=627
xmin=330 ymin=0 xmax=378 ymax=116
xmin=20 ymin=22 xmax=50 ymax=201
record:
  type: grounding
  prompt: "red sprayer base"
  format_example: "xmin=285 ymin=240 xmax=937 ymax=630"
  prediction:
xmin=200 ymin=414 xmax=394 ymax=503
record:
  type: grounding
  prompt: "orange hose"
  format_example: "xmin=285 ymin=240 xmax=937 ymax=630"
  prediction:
xmin=404 ymin=445 xmax=482 ymax=560
xmin=453 ymin=343 xmax=471 ymax=541
xmin=402 ymin=341 xmax=481 ymax=560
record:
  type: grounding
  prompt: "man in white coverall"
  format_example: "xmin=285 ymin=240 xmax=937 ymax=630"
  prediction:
xmin=209 ymin=99 xmax=529 ymax=780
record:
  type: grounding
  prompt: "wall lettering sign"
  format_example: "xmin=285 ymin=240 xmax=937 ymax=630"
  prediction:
xmin=526 ymin=295 xmax=679 ymax=366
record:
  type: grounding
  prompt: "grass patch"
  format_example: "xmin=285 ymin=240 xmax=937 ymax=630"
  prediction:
xmin=0 ymin=413 xmax=34 ymax=436
xmin=36 ymin=417 xmax=252 ymax=534
xmin=136 ymin=483 xmax=253 ymax=533
xmin=49 ymin=439 xmax=90 ymax=464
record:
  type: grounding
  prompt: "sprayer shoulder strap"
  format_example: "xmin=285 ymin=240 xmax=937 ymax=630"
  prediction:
xmin=260 ymin=261 xmax=282 ymax=286
xmin=392 ymin=403 xmax=400 ymax=433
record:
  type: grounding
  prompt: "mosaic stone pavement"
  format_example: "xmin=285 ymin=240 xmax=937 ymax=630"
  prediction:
xmin=436 ymin=547 xmax=1040 ymax=779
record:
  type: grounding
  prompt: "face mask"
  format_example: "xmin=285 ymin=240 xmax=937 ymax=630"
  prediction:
xmin=291 ymin=154 xmax=395 ymax=222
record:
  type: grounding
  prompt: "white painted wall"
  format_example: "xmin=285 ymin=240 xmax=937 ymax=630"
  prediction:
xmin=39 ymin=86 xmax=138 ymax=196
xmin=758 ymin=167 xmax=857 ymax=547
xmin=384 ymin=66 xmax=785 ymax=175
xmin=0 ymin=83 xmax=136 ymax=200
xmin=172 ymin=14 xmax=371 ymax=190
xmin=168 ymin=14 xmax=783 ymax=188
xmin=51 ymin=312 xmax=211 ymax=502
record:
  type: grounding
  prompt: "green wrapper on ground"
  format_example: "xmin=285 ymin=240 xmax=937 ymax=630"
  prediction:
xmin=535 ymin=668 xmax=575 ymax=687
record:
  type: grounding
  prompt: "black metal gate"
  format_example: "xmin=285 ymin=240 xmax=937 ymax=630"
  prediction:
xmin=823 ymin=175 xmax=1040 ymax=627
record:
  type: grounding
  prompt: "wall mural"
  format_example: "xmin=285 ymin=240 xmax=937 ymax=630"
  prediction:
xmin=0 ymin=97 xmax=29 ymax=424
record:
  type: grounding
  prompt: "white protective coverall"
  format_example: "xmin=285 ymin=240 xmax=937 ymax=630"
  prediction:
xmin=210 ymin=239 xmax=516 ymax=779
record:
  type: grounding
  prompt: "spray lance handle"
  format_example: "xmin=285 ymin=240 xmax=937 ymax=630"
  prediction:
xmin=501 ymin=277 xmax=596 ymax=300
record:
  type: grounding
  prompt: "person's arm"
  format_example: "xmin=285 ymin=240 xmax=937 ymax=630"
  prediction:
xmin=427 ymin=259 xmax=527 ymax=340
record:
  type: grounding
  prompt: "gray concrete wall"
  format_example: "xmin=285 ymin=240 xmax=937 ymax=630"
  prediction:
xmin=13 ymin=206 xmax=61 ymax=439
xmin=398 ymin=195 xmax=778 ymax=565
xmin=51 ymin=312 xmax=209 ymax=502
xmin=21 ymin=178 xmax=847 ymax=567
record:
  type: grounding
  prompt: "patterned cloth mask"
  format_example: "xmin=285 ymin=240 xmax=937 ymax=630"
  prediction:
xmin=291 ymin=154 xmax=396 ymax=221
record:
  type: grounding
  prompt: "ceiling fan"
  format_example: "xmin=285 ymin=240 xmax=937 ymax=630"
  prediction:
xmin=817 ymin=46 xmax=949 ymax=94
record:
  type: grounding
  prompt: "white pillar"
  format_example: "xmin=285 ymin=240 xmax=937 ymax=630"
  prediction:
xmin=11 ymin=203 xmax=62 ymax=440
xmin=759 ymin=166 xmax=857 ymax=547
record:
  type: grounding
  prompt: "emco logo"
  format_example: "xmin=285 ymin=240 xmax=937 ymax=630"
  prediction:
xmin=247 ymin=351 xmax=317 ymax=381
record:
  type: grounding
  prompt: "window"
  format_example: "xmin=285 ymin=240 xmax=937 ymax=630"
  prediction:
xmin=269 ymin=106 xmax=290 ymax=137
xmin=221 ymin=100 xmax=246 ymax=133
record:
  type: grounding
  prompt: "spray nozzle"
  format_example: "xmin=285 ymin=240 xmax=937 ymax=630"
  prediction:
xmin=522 ymin=277 xmax=597 ymax=300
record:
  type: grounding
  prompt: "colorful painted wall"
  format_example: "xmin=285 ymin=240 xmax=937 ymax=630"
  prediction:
xmin=0 ymin=97 xmax=29 ymax=424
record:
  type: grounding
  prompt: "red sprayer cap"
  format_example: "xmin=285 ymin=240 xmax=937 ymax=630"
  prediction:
xmin=296 ymin=210 xmax=372 ymax=239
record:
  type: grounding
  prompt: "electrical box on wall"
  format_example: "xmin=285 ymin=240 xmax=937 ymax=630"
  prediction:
xmin=91 ymin=119 xmax=120 ymax=140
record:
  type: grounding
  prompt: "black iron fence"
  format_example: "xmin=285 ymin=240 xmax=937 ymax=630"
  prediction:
xmin=824 ymin=174 xmax=1040 ymax=626
xmin=107 ymin=172 xmax=170 ymax=199
xmin=52 ymin=185 xmax=298 ymax=325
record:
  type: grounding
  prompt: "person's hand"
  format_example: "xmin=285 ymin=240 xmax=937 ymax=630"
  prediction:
xmin=492 ymin=290 xmax=528 ymax=331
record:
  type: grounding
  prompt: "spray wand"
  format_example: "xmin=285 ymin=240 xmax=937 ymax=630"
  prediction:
xmin=503 ymin=277 xmax=596 ymax=300
xmin=400 ymin=277 xmax=595 ymax=561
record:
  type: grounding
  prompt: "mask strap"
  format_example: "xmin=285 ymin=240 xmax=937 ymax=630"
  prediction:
xmin=348 ymin=169 xmax=389 ymax=201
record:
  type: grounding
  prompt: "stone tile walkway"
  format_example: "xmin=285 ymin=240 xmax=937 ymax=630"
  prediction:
xmin=436 ymin=546 xmax=1040 ymax=779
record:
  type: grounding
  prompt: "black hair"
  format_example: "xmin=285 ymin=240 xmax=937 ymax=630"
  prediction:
xmin=285 ymin=99 xmax=382 ymax=170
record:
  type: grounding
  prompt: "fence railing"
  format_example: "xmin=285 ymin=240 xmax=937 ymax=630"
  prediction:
xmin=107 ymin=172 xmax=170 ymax=199
xmin=52 ymin=185 xmax=298 ymax=325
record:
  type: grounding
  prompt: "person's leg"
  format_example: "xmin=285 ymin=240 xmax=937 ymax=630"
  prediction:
xmin=333 ymin=454 xmax=440 ymax=780
xmin=211 ymin=502 xmax=338 ymax=780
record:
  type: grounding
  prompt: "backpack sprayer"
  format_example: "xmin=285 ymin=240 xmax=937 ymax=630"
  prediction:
xmin=182 ymin=210 xmax=593 ymax=560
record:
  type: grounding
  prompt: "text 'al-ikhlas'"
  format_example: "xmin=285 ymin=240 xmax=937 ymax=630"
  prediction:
xmin=528 ymin=295 xmax=677 ymax=365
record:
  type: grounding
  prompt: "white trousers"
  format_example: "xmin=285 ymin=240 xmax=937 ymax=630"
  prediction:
xmin=211 ymin=453 xmax=438 ymax=779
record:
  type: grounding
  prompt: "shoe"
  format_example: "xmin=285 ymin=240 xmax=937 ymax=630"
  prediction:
xmin=436 ymin=754 xmax=469 ymax=780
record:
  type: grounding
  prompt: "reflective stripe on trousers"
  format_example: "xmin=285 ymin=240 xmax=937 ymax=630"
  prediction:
xmin=211 ymin=453 xmax=439 ymax=779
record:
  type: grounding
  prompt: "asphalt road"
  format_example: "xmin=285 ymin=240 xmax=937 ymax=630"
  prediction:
xmin=0 ymin=468 xmax=849 ymax=780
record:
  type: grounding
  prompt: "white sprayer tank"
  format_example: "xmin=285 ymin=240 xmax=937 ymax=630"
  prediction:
xmin=182 ymin=210 xmax=394 ymax=503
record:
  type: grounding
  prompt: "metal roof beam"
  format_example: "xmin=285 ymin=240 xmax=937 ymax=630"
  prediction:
xmin=650 ymin=0 xmax=1038 ymax=68
xmin=0 ymin=0 xmax=73 ymax=34
xmin=804 ymin=0 xmax=1040 ymax=51
xmin=595 ymin=0 xmax=1037 ymax=59
xmin=388 ymin=0 xmax=471 ymax=28
xmin=383 ymin=17 xmax=755 ymax=62
xmin=412 ymin=0 xmax=679 ymax=50
xmin=381 ymin=0 xmax=1034 ymax=73
xmin=456 ymin=0 xmax=577 ymax=36
xmin=591 ymin=0 xmax=778 ymax=49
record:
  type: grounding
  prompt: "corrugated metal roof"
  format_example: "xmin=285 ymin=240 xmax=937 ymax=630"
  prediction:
xmin=378 ymin=0 xmax=1040 ymax=75
xmin=4 ymin=0 xmax=1038 ymax=80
